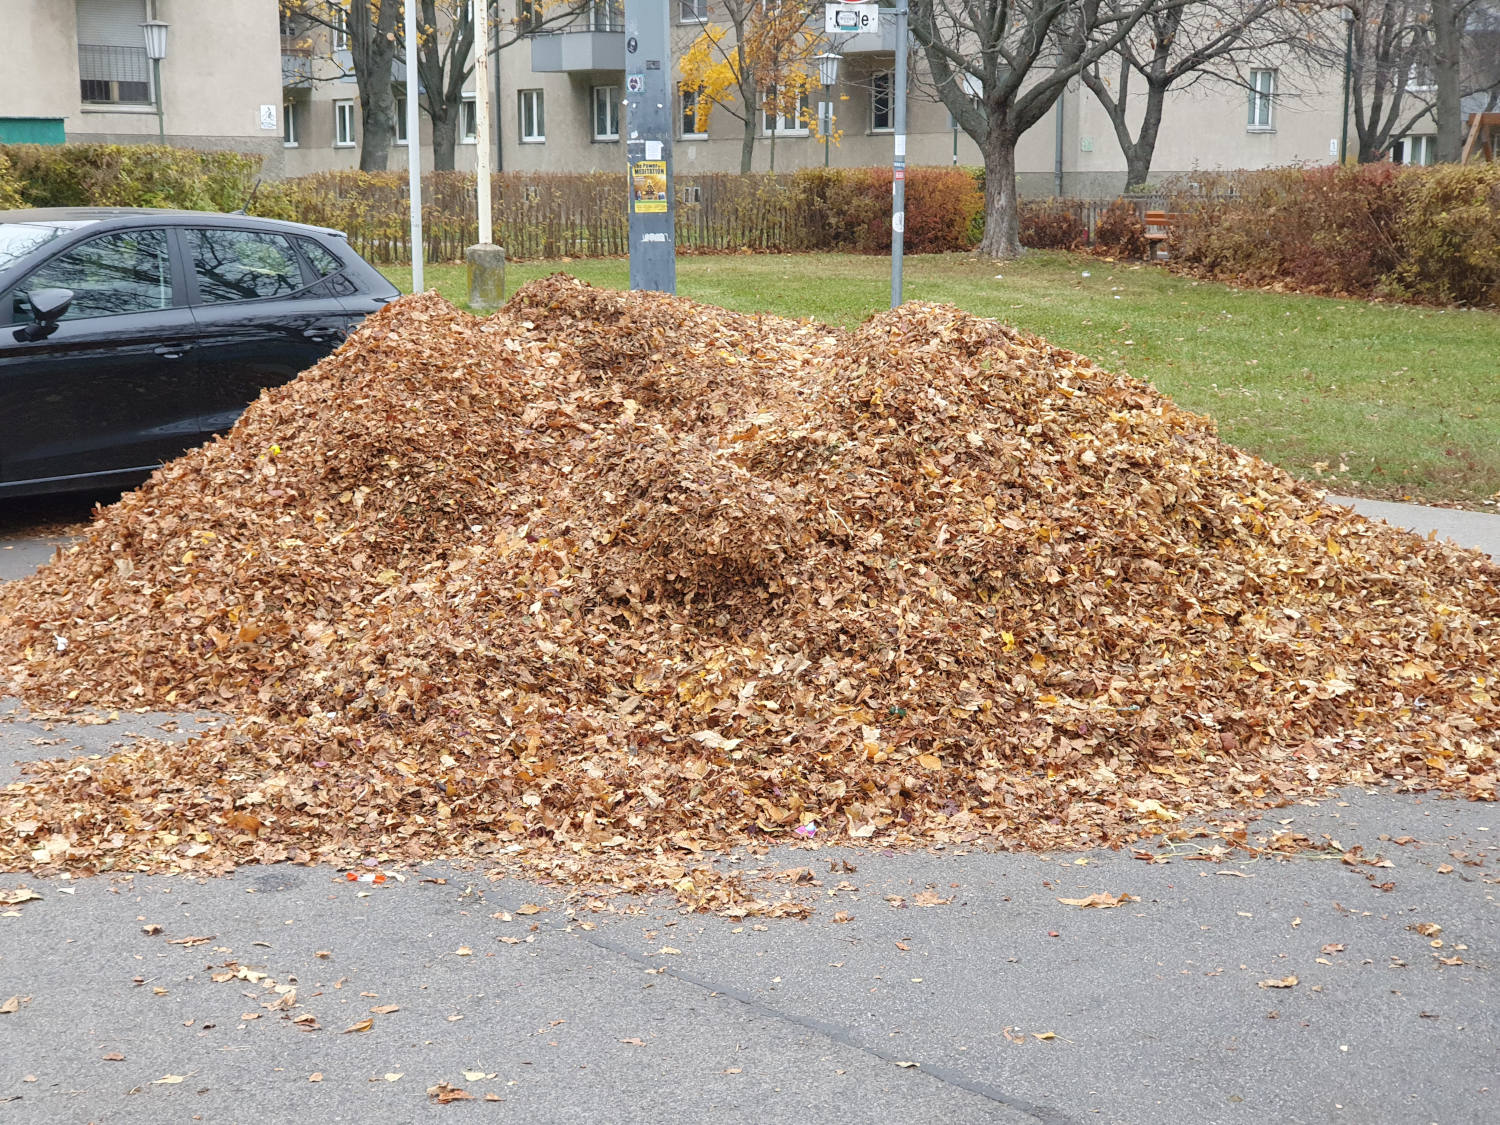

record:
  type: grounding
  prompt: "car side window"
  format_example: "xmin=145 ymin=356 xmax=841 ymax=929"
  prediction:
xmin=189 ymin=228 xmax=307 ymax=304
xmin=17 ymin=229 xmax=172 ymax=320
xmin=298 ymin=237 xmax=344 ymax=279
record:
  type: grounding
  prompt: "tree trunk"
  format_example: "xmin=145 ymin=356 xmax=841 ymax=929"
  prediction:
xmin=977 ymin=126 xmax=1021 ymax=258
xmin=351 ymin=0 xmax=400 ymax=172
xmin=1123 ymin=82 xmax=1167 ymax=193
xmin=1431 ymin=0 xmax=1462 ymax=163
xmin=740 ymin=112 xmax=756 ymax=174
xmin=360 ymin=97 xmax=396 ymax=172
xmin=431 ymin=108 xmax=458 ymax=172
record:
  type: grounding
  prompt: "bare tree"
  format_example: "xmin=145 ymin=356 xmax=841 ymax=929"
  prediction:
xmin=908 ymin=0 xmax=1183 ymax=259
xmin=1081 ymin=0 xmax=1313 ymax=193
xmin=284 ymin=0 xmax=586 ymax=174
xmin=1333 ymin=0 xmax=1439 ymax=162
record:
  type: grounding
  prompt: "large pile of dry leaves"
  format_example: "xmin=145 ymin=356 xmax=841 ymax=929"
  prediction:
xmin=1 ymin=278 xmax=1495 ymax=911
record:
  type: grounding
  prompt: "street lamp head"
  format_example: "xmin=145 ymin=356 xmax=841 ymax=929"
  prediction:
xmin=815 ymin=52 xmax=843 ymax=90
xmin=141 ymin=19 xmax=169 ymax=61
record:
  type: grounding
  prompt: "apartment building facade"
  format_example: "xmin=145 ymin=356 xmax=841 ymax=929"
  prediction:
xmin=1 ymin=1 xmax=1448 ymax=198
xmin=2 ymin=0 xmax=287 ymax=173
xmin=279 ymin=1 xmax=1430 ymax=196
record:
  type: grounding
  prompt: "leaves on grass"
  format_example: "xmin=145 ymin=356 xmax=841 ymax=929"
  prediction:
xmin=0 ymin=279 xmax=1494 ymax=912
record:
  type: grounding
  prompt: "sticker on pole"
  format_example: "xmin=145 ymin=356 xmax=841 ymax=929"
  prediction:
xmin=630 ymin=160 xmax=668 ymax=213
xmin=825 ymin=2 xmax=878 ymax=34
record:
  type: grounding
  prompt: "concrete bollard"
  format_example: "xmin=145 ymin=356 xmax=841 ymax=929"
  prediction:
xmin=465 ymin=243 xmax=506 ymax=313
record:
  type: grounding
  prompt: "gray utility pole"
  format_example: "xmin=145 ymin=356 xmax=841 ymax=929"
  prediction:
xmin=623 ymin=0 xmax=676 ymax=293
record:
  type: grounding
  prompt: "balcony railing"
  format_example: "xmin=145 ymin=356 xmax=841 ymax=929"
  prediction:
xmin=78 ymin=43 xmax=152 ymax=105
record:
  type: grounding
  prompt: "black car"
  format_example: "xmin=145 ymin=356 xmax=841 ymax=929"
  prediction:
xmin=0 ymin=207 xmax=399 ymax=498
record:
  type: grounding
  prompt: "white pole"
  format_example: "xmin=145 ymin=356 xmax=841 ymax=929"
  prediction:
xmin=473 ymin=1 xmax=492 ymax=244
xmin=404 ymin=0 xmax=424 ymax=290
xmin=891 ymin=1 xmax=906 ymax=309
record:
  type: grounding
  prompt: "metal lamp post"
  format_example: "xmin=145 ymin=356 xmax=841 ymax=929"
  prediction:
xmin=815 ymin=51 xmax=841 ymax=167
xmin=141 ymin=19 xmax=168 ymax=140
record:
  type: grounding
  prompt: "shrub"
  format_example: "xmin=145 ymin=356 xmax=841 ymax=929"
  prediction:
xmin=1091 ymin=198 xmax=1146 ymax=259
xmin=1386 ymin=163 xmax=1500 ymax=307
xmin=0 ymin=153 xmax=23 ymax=211
xmin=1165 ymin=163 xmax=1500 ymax=307
xmin=0 ymin=143 xmax=262 ymax=211
xmin=1018 ymin=199 xmax=1087 ymax=250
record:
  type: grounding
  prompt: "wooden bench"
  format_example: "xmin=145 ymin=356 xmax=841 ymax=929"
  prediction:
xmin=1143 ymin=210 xmax=1181 ymax=259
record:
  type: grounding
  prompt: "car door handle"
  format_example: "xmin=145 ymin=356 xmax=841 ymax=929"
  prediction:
xmin=303 ymin=326 xmax=344 ymax=343
xmin=154 ymin=344 xmax=188 ymax=359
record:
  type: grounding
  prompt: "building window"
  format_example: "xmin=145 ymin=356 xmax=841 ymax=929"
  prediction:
xmin=588 ymin=0 xmax=623 ymax=32
xmin=394 ymin=93 xmax=408 ymax=144
xmin=1247 ymin=68 xmax=1275 ymax=130
xmin=592 ymin=85 xmax=620 ymax=141
xmin=519 ymin=0 xmax=542 ymax=32
xmin=871 ymin=71 xmax=893 ymax=132
xmin=518 ymin=89 xmax=545 ymax=142
xmin=283 ymin=101 xmax=299 ymax=146
xmin=334 ymin=99 xmax=356 ymax=146
xmin=461 ymin=95 xmax=478 ymax=143
xmin=332 ymin=5 xmax=350 ymax=49
xmin=76 ymin=0 xmax=152 ymax=105
xmin=678 ymin=0 xmax=708 ymax=20
xmin=1392 ymin=134 xmax=1436 ymax=165
xmin=762 ymin=86 xmax=809 ymax=136
xmin=681 ymin=87 xmax=707 ymax=137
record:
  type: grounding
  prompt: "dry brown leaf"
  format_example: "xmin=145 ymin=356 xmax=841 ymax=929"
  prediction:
xmin=1057 ymin=892 xmax=1139 ymax=909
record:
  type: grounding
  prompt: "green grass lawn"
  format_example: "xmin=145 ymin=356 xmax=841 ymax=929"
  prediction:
xmin=381 ymin=251 xmax=1500 ymax=507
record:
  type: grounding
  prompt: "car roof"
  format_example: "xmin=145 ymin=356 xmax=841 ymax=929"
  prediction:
xmin=0 ymin=207 xmax=345 ymax=239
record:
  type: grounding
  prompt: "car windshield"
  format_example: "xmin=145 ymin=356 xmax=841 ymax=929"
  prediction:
xmin=0 ymin=223 xmax=79 ymax=272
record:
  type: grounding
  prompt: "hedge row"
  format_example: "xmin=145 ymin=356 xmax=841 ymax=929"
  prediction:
xmin=3 ymin=144 xmax=1495 ymax=305
xmin=246 ymin=166 xmax=983 ymax=261
xmin=1164 ymin=164 xmax=1500 ymax=308
xmin=0 ymin=143 xmax=261 ymax=213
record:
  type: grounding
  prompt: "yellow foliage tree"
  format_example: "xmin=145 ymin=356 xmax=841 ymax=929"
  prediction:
xmin=677 ymin=0 xmax=829 ymax=173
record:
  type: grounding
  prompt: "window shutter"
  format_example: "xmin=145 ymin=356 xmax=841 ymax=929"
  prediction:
xmin=76 ymin=0 xmax=150 ymax=47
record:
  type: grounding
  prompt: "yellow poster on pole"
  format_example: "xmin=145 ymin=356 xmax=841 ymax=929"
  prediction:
xmin=631 ymin=160 xmax=668 ymax=213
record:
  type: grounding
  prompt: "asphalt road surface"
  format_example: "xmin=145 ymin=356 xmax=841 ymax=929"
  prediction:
xmin=1 ymin=495 xmax=1496 ymax=1125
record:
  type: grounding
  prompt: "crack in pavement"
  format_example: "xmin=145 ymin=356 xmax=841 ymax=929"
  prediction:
xmin=573 ymin=926 xmax=1074 ymax=1125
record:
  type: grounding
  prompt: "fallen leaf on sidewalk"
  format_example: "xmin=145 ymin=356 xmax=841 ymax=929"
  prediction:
xmin=1258 ymin=975 xmax=1299 ymax=989
xmin=1057 ymin=892 xmax=1138 ymax=909
xmin=344 ymin=1018 xmax=374 ymax=1034
xmin=0 ymin=996 xmax=21 ymax=1014
xmin=428 ymin=1083 xmax=474 ymax=1103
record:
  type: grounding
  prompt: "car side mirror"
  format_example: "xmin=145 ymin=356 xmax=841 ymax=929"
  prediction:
xmin=16 ymin=287 xmax=74 ymax=341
